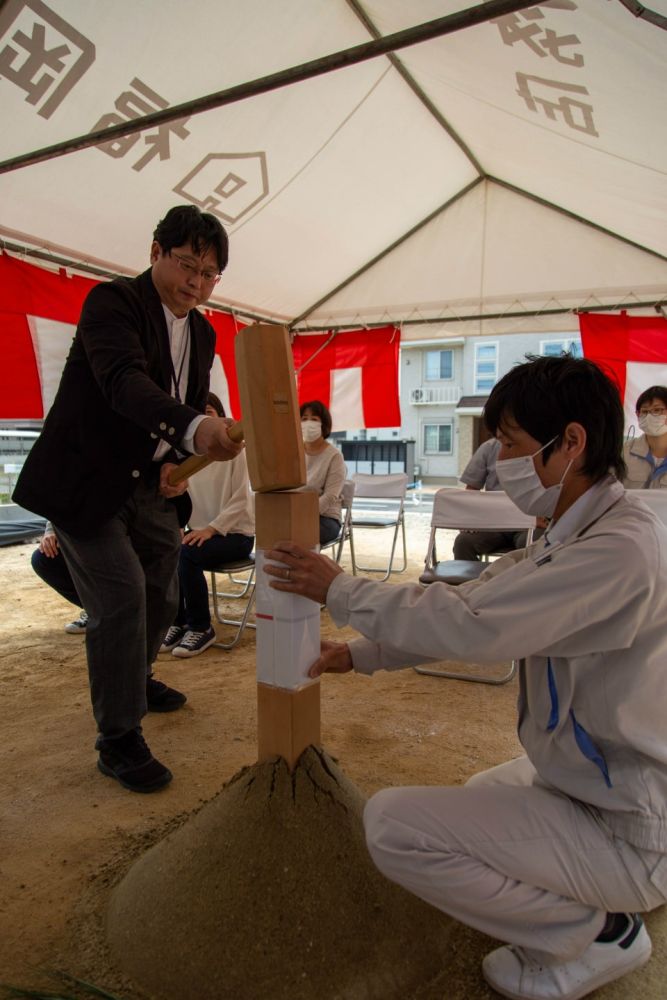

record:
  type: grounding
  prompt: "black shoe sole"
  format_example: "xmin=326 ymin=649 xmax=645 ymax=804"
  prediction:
xmin=97 ymin=759 xmax=173 ymax=793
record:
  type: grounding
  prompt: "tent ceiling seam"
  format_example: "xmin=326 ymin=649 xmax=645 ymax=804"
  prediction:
xmin=488 ymin=176 xmax=667 ymax=264
xmin=344 ymin=0 xmax=485 ymax=175
xmin=288 ymin=177 xmax=484 ymax=328
xmin=615 ymin=0 xmax=667 ymax=29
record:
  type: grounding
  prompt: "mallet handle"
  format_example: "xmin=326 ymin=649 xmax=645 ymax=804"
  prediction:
xmin=167 ymin=420 xmax=244 ymax=485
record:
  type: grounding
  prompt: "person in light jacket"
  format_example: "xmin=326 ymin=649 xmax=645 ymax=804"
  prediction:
xmin=623 ymin=384 xmax=667 ymax=489
xmin=262 ymin=354 xmax=667 ymax=1000
xmin=299 ymin=400 xmax=347 ymax=546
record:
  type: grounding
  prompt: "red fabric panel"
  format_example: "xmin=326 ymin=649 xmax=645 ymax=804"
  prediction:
xmin=0 ymin=252 xmax=100 ymax=321
xmin=579 ymin=312 xmax=667 ymax=400
xmin=206 ymin=310 xmax=246 ymax=421
xmin=0 ymin=313 xmax=43 ymax=418
xmin=292 ymin=325 xmax=401 ymax=427
xmin=0 ymin=253 xmax=102 ymax=419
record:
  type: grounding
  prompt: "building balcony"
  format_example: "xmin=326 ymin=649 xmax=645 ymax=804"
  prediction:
xmin=410 ymin=384 xmax=462 ymax=405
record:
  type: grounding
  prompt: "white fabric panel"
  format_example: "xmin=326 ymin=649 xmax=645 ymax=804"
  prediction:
xmin=319 ymin=180 xmax=667 ymax=324
xmin=0 ymin=0 xmax=665 ymax=332
xmin=209 ymin=354 xmax=231 ymax=420
xmin=330 ymin=367 xmax=364 ymax=431
xmin=27 ymin=316 xmax=75 ymax=416
xmin=625 ymin=362 xmax=667 ymax=433
xmin=383 ymin=1 xmax=667 ymax=256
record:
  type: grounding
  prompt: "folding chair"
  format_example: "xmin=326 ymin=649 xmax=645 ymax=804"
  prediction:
xmin=320 ymin=479 xmax=356 ymax=565
xmin=415 ymin=489 xmax=535 ymax=685
xmin=209 ymin=555 xmax=257 ymax=650
xmin=348 ymin=472 xmax=408 ymax=582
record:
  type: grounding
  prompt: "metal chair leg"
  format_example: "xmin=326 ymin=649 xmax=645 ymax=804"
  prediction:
xmin=414 ymin=659 xmax=519 ymax=686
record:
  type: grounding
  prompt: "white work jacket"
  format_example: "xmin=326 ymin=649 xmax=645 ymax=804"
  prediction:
xmin=328 ymin=476 xmax=667 ymax=853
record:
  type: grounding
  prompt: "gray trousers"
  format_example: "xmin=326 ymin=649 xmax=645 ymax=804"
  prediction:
xmin=364 ymin=756 xmax=667 ymax=960
xmin=56 ymin=478 xmax=181 ymax=739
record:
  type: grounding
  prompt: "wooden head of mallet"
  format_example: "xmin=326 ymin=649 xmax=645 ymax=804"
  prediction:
xmin=169 ymin=324 xmax=306 ymax=492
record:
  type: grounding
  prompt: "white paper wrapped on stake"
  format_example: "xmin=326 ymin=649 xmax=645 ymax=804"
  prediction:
xmin=254 ymin=550 xmax=320 ymax=691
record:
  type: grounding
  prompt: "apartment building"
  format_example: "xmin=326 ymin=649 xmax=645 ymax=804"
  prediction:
xmin=352 ymin=331 xmax=582 ymax=484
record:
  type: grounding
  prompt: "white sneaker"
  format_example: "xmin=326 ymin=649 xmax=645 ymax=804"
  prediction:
xmin=64 ymin=610 xmax=88 ymax=634
xmin=482 ymin=914 xmax=651 ymax=1000
xmin=171 ymin=625 xmax=217 ymax=658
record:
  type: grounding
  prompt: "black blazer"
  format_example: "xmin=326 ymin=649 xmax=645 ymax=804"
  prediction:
xmin=14 ymin=269 xmax=215 ymax=536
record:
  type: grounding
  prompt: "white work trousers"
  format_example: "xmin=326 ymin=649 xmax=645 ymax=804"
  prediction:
xmin=363 ymin=756 xmax=667 ymax=959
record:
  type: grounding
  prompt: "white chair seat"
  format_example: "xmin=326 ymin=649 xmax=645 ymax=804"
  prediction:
xmin=349 ymin=472 xmax=409 ymax=582
xmin=415 ymin=489 xmax=536 ymax=686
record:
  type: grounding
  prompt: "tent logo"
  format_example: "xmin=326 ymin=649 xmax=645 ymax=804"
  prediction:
xmin=173 ymin=152 xmax=269 ymax=225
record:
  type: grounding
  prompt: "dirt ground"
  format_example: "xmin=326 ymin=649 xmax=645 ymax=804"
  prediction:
xmin=1 ymin=509 xmax=665 ymax=999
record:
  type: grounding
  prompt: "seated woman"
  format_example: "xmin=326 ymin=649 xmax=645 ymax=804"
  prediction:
xmin=299 ymin=400 xmax=347 ymax=546
xmin=161 ymin=392 xmax=255 ymax=658
xmin=31 ymin=522 xmax=88 ymax=633
xmin=623 ymin=385 xmax=667 ymax=489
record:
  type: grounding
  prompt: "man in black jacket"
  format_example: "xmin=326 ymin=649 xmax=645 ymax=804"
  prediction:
xmin=14 ymin=205 xmax=241 ymax=793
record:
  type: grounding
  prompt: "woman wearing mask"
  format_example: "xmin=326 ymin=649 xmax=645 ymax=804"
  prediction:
xmin=160 ymin=392 xmax=254 ymax=658
xmin=623 ymin=385 xmax=667 ymax=489
xmin=299 ymin=400 xmax=347 ymax=546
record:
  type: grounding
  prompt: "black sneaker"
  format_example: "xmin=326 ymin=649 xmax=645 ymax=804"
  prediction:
xmin=96 ymin=730 xmax=172 ymax=793
xmin=146 ymin=676 xmax=187 ymax=712
xmin=172 ymin=625 xmax=217 ymax=658
xmin=159 ymin=624 xmax=187 ymax=652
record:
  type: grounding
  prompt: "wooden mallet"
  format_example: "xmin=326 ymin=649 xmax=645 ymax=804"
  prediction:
xmin=172 ymin=323 xmax=321 ymax=768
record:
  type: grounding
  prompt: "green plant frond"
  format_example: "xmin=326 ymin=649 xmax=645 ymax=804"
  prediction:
xmin=0 ymin=987 xmax=75 ymax=1000
xmin=59 ymin=976 xmax=126 ymax=1000
xmin=0 ymin=972 xmax=126 ymax=1000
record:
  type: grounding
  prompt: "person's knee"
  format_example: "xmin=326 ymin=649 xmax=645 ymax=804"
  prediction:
xmin=453 ymin=533 xmax=479 ymax=560
xmin=363 ymin=788 xmax=415 ymax=867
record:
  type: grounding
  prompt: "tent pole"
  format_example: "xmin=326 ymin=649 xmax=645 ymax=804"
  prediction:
xmin=344 ymin=0 xmax=484 ymax=175
xmin=0 ymin=0 xmax=539 ymax=176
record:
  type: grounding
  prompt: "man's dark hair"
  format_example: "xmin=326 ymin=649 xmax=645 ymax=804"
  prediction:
xmin=153 ymin=205 xmax=229 ymax=273
xmin=635 ymin=385 xmax=667 ymax=414
xmin=207 ymin=391 xmax=225 ymax=417
xmin=300 ymin=399 xmax=332 ymax=438
xmin=483 ymin=354 xmax=626 ymax=481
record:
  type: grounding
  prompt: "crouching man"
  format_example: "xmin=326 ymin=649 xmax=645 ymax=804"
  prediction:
xmin=264 ymin=354 xmax=667 ymax=1000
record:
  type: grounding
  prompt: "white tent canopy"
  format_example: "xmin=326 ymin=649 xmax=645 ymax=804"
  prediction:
xmin=1 ymin=0 xmax=666 ymax=338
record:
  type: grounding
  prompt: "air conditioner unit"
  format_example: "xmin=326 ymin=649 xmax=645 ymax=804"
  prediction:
xmin=412 ymin=389 xmax=425 ymax=403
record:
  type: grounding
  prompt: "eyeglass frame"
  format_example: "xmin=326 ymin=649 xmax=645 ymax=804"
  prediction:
xmin=169 ymin=250 xmax=221 ymax=285
xmin=638 ymin=406 xmax=667 ymax=416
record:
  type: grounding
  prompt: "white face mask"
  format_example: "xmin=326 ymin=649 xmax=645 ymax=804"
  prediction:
xmin=301 ymin=419 xmax=322 ymax=443
xmin=638 ymin=412 xmax=667 ymax=437
xmin=496 ymin=436 xmax=572 ymax=518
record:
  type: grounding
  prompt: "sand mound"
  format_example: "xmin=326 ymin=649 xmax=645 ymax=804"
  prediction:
xmin=106 ymin=747 xmax=451 ymax=1000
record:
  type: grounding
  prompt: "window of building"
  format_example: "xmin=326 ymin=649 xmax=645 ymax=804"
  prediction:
xmin=540 ymin=338 xmax=583 ymax=358
xmin=474 ymin=343 xmax=498 ymax=393
xmin=423 ymin=423 xmax=453 ymax=454
xmin=424 ymin=349 xmax=453 ymax=381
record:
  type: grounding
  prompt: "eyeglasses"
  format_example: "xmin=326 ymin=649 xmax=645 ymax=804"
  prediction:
xmin=639 ymin=407 xmax=667 ymax=417
xmin=170 ymin=251 xmax=221 ymax=285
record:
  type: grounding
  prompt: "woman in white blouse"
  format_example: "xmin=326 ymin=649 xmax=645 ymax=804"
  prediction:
xmin=299 ymin=400 xmax=347 ymax=546
xmin=161 ymin=392 xmax=254 ymax=658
